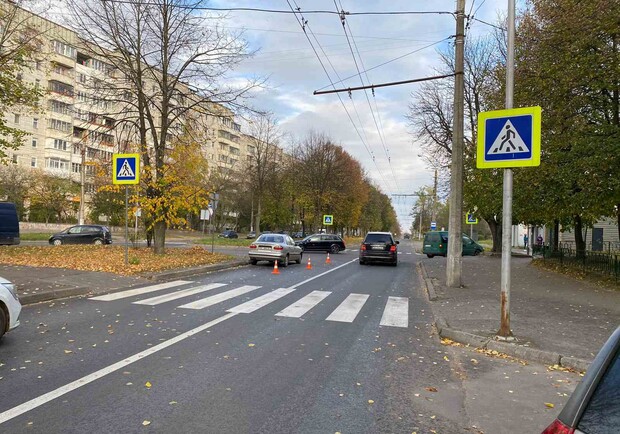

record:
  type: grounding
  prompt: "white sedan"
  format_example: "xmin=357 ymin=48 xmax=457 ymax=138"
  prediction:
xmin=249 ymin=234 xmax=303 ymax=267
xmin=0 ymin=275 xmax=21 ymax=339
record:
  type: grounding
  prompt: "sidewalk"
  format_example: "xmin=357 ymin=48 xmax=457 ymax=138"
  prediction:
xmin=418 ymin=255 xmax=620 ymax=371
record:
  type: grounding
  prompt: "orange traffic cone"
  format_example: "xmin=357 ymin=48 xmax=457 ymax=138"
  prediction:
xmin=306 ymin=257 xmax=312 ymax=270
xmin=272 ymin=260 xmax=280 ymax=275
xmin=325 ymin=253 xmax=331 ymax=264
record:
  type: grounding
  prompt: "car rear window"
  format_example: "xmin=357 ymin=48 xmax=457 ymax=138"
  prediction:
xmin=577 ymin=350 xmax=620 ymax=433
xmin=258 ymin=235 xmax=284 ymax=243
xmin=364 ymin=234 xmax=393 ymax=244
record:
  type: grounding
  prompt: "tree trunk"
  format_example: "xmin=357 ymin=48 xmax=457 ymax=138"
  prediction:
xmin=617 ymin=203 xmax=620 ymax=242
xmin=486 ymin=216 xmax=502 ymax=253
xmin=255 ymin=199 xmax=262 ymax=235
xmin=552 ymin=219 xmax=560 ymax=252
xmin=153 ymin=220 xmax=167 ymax=254
xmin=573 ymin=214 xmax=586 ymax=258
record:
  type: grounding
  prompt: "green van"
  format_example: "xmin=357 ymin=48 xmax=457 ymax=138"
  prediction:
xmin=0 ymin=202 xmax=20 ymax=245
xmin=422 ymin=231 xmax=483 ymax=258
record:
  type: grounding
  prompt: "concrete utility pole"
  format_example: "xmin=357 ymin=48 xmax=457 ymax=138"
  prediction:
xmin=498 ymin=0 xmax=516 ymax=338
xmin=431 ymin=169 xmax=438 ymax=223
xmin=446 ymin=0 xmax=466 ymax=288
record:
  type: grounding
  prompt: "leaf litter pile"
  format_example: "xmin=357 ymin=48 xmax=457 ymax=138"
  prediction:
xmin=0 ymin=245 xmax=233 ymax=275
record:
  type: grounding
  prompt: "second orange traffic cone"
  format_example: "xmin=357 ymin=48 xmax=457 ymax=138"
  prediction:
xmin=272 ymin=260 xmax=280 ymax=275
xmin=325 ymin=253 xmax=331 ymax=264
xmin=306 ymin=257 xmax=312 ymax=270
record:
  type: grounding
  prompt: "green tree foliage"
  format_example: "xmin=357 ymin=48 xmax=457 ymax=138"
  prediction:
xmin=0 ymin=1 xmax=44 ymax=161
xmin=28 ymin=170 xmax=79 ymax=223
xmin=0 ymin=163 xmax=31 ymax=218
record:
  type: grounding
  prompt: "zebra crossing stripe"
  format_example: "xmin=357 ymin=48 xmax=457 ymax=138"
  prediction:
xmin=379 ymin=296 xmax=409 ymax=328
xmin=275 ymin=290 xmax=331 ymax=318
xmin=325 ymin=293 xmax=369 ymax=323
xmin=90 ymin=280 xmax=192 ymax=301
xmin=178 ymin=285 xmax=261 ymax=310
xmin=227 ymin=288 xmax=296 ymax=314
xmin=132 ymin=283 xmax=228 ymax=306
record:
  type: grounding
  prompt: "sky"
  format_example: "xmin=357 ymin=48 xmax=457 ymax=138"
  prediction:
xmin=209 ymin=0 xmax=504 ymax=232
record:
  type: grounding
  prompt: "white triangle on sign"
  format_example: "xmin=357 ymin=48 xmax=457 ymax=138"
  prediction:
xmin=118 ymin=159 xmax=135 ymax=177
xmin=488 ymin=120 xmax=529 ymax=154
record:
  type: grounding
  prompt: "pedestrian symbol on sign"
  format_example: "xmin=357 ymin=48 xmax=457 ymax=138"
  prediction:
xmin=118 ymin=159 xmax=135 ymax=178
xmin=488 ymin=120 xmax=528 ymax=154
xmin=323 ymin=214 xmax=334 ymax=226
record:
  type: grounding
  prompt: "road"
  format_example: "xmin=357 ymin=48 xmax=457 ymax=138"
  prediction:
xmin=0 ymin=241 xmax=578 ymax=433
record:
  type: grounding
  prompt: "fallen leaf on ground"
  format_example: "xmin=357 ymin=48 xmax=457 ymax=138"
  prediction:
xmin=145 ymin=381 xmax=152 ymax=388
xmin=545 ymin=403 xmax=555 ymax=408
xmin=425 ymin=387 xmax=438 ymax=392
xmin=142 ymin=420 xmax=151 ymax=426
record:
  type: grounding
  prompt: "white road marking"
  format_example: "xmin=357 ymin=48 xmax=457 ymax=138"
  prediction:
xmin=325 ymin=293 xmax=369 ymax=323
xmin=275 ymin=290 xmax=331 ymax=318
xmin=133 ymin=283 xmax=227 ymax=306
xmin=406 ymin=252 xmax=412 ymax=255
xmin=0 ymin=312 xmax=237 ymax=426
xmin=289 ymin=258 xmax=358 ymax=289
xmin=380 ymin=296 xmax=409 ymax=328
xmin=178 ymin=285 xmax=261 ymax=310
xmin=227 ymin=287 xmax=296 ymax=314
xmin=89 ymin=280 xmax=192 ymax=301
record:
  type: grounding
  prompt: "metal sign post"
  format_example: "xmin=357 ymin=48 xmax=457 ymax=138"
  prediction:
xmin=113 ymin=154 xmax=140 ymax=265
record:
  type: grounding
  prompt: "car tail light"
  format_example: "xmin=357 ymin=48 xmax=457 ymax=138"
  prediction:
xmin=249 ymin=244 xmax=257 ymax=249
xmin=273 ymin=245 xmax=284 ymax=250
xmin=541 ymin=420 xmax=574 ymax=434
xmin=361 ymin=244 xmax=366 ymax=251
xmin=439 ymin=244 xmax=443 ymax=248
xmin=390 ymin=245 xmax=397 ymax=252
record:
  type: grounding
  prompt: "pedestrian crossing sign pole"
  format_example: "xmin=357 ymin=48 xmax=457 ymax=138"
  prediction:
xmin=113 ymin=154 xmax=140 ymax=265
xmin=476 ymin=106 xmax=541 ymax=169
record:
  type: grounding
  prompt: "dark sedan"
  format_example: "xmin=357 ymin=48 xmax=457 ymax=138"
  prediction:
xmin=218 ymin=230 xmax=238 ymax=239
xmin=359 ymin=231 xmax=398 ymax=266
xmin=49 ymin=225 xmax=112 ymax=245
xmin=295 ymin=233 xmax=346 ymax=254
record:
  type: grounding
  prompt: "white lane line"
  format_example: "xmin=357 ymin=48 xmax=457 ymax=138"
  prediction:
xmin=380 ymin=296 xmax=409 ymax=328
xmin=0 ymin=312 xmax=237 ymax=426
xmin=132 ymin=283 xmax=228 ymax=306
xmin=275 ymin=290 xmax=331 ymax=318
xmin=227 ymin=287 xmax=296 ymax=314
xmin=406 ymin=252 xmax=412 ymax=255
xmin=90 ymin=280 xmax=192 ymax=301
xmin=178 ymin=285 xmax=261 ymax=310
xmin=325 ymin=293 xmax=369 ymax=323
xmin=290 ymin=258 xmax=358 ymax=289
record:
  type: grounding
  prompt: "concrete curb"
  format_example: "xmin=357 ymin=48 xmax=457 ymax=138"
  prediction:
xmin=416 ymin=262 xmax=593 ymax=372
xmin=141 ymin=259 xmax=249 ymax=281
xmin=19 ymin=286 xmax=93 ymax=305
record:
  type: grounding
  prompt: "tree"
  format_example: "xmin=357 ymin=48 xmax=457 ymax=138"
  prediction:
xmin=28 ymin=171 xmax=79 ymax=223
xmin=0 ymin=164 xmax=32 ymax=219
xmin=0 ymin=0 xmax=44 ymax=162
xmin=64 ymin=0 xmax=261 ymax=253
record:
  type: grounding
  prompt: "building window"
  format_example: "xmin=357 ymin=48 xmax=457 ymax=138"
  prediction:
xmin=32 ymin=138 xmax=37 ymax=148
xmin=46 ymin=157 xmax=69 ymax=170
xmin=31 ymin=157 xmax=37 ymax=167
xmin=72 ymin=163 xmax=81 ymax=173
xmin=12 ymin=154 xmax=18 ymax=164
xmin=49 ymin=80 xmax=74 ymax=97
xmin=16 ymin=73 xmax=23 ymax=81
xmin=49 ymin=100 xmax=72 ymax=115
xmin=35 ymin=79 xmax=41 ymax=88
xmin=78 ymin=73 xmax=86 ymax=83
xmin=14 ymin=113 xmax=20 ymax=124
xmin=52 ymin=40 xmax=76 ymax=59
xmin=33 ymin=118 xmax=39 ymax=129
xmin=35 ymin=61 xmax=42 ymax=70
xmin=49 ymin=119 xmax=72 ymax=133
xmin=53 ymin=139 xmax=68 ymax=151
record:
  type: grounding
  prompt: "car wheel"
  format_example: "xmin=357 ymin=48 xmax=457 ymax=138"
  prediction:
xmin=392 ymin=261 xmax=398 ymax=267
xmin=426 ymin=254 xmax=433 ymax=258
xmin=0 ymin=307 xmax=6 ymax=339
xmin=249 ymin=259 xmax=258 ymax=265
xmin=93 ymin=239 xmax=103 ymax=245
xmin=474 ymin=249 xmax=481 ymax=256
xmin=330 ymin=244 xmax=340 ymax=254
xmin=359 ymin=259 xmax=365 ymax=265
xmin=296 ymin=253 xmax=303 ymax=264
xmin=280 ymin=255 xmax=289 ymax=267
xmin=53 ymin=239 xmax=62 ymax=246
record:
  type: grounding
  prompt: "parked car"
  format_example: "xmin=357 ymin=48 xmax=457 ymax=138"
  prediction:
xmin=359 ymin=232 xmax=399 ymax=266
xmin=422 ymin=231 xmax=484 ymax=258
xmin=0 ymin=275 xmax=21 ymax=339
xmin=295 ymin=233 xmax=346 ymax=254
xmin=248 ymin=233 xmax=303 ymax=267
xmin=218 ymin=230 xmax=238 ymax=239
xmin=0 ymin=202 xmax=20 ymax=245
xmin=49 ymin=225 xmax=112 ymax=245
xmin=246 ymin=231 xmax=256 ymax=239
xmin=403 ymin=233 xmax=411 ymax=240
xmin=291 ymin=231 xmax=304 ymax=239
xmin=542 ymin=326 xmax=620 ymax=434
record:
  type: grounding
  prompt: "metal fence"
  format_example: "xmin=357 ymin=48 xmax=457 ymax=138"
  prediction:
xmin=558 ymin=241 xmax=620 ymax=253
xmin=534 ymin=245 xmax=620 ymax=280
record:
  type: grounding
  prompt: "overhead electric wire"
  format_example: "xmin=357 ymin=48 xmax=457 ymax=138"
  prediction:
xmin=335 ymin=0 xmax=400 ymax=193
xmin=286 ymin=0 xmax=394 ymax=193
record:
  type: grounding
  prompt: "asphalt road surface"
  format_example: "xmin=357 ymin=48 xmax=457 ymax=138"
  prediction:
xmin=0 ymin=241 xmax=578 ymax=433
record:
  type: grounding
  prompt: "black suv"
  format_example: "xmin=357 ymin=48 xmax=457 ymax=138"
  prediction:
xmin=49 ymin=225 xmax=112 ymax=245
xmin=359 ymin=232 xmax=398 ymax=266
xmin=295 ymin=234 xmax=346 ymax=253
xmin=218 ymin=230 xmax=238 ymax=239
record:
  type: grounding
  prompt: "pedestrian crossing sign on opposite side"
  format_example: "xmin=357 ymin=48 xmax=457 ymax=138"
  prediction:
xmin=113 ymin=153 xmax=140 ymax=185
xmin=477 ymin=106 xmax=541 ymax=169
xmin=466 ymin=213 xmax=478 ymax=224
xmin=323 ymin=215 xmax=334 ymax=225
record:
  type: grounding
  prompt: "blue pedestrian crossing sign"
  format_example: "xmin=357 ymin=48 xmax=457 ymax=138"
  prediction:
xmin=113 ymin=153 xmax=140 ymax=185
xmin=477 ymin=106 xmax=541 ymax=168
xmin=323 ymin=214 xmax=334 ymax=226
xmin=430 ymin=221 xmax=437 ymax=230
xmin=466 ymin=213 xmax=478 ymax=225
